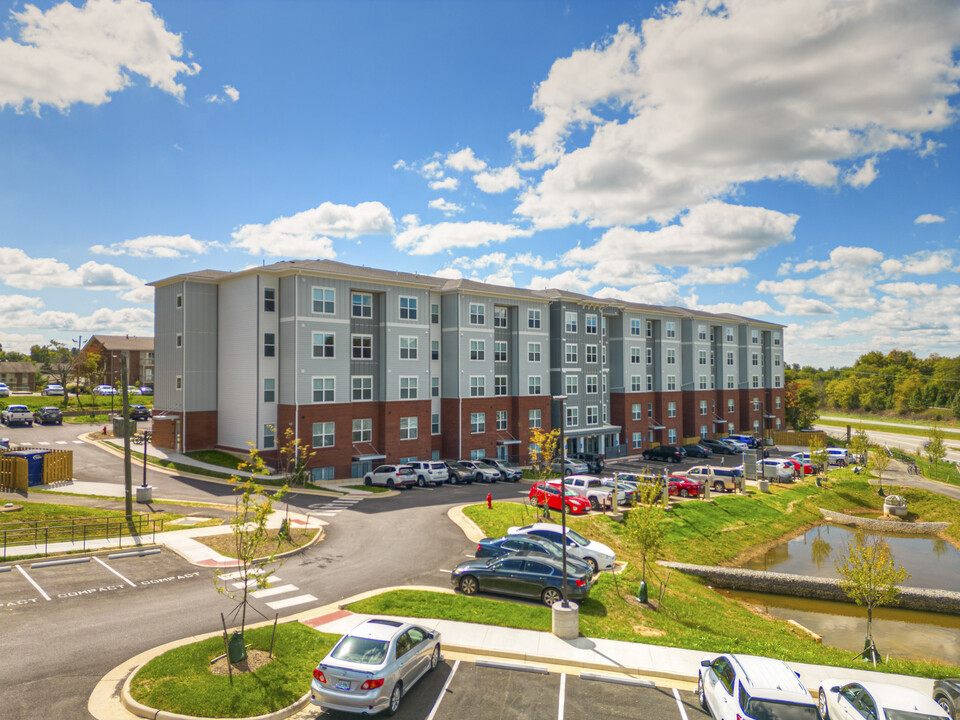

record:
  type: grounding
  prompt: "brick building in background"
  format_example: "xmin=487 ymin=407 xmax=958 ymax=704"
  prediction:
xmin=81 ymin=335 xmax=155 ymax=389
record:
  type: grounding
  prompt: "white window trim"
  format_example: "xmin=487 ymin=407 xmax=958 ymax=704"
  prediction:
xmin=399 ymin=335 xmax=418 ymax=360
xmin=311 ymin=376 xmax=335 ymax=403
xmin=399 ymin=376 xmax=418 ymax=399
xmin=399 ymin=295 xmax=418 ymax=320
xmin=351 ymin=333 xmax=372 ymax=360
xmin=352 ymin=375 xmax=373 ymax=402
xmin=311 ymin=286 xmax=335 ymax=315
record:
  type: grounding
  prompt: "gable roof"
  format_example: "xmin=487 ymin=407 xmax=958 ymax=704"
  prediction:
xmin=85 ymin=335 xmax=154 ymax=352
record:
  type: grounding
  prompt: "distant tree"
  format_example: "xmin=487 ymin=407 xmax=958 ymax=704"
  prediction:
xmin=43 ymin=341 xmax=75 ymax=392
xmin=30 ymin=345 xmax=53 ymax=365
xmin=869 ymin=449 xmax=891 ymax=495
xmin=785 ymin=380 xmax=820 ymax=431
xmin=926 ymin=425 xmax=946 ymax=480
xmin=528 ymin=427 xmax=561 ymax=479
xmin=626 ymin=481 xmax=667 ymax=598
xmin=952 ymin=391 xmax=960 ymax=421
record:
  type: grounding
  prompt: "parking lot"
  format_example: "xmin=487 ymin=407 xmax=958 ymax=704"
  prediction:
xmin=313 ymin=658 xmax=707 ymax=720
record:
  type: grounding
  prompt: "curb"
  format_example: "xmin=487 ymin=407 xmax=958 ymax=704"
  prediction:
xmin=163 ymin=525 xmax=326 ymax=569
xmin=446 ymin=503 xmax=486 ymax=543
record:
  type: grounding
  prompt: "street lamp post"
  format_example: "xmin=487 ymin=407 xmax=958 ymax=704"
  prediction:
xmin=553 ymin=394 xmax=569 ymax=608
xmin=141 ymin=430 xmax=152 ymax=488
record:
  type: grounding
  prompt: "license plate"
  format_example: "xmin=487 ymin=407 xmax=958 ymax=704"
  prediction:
xmin=335 ymin=680 xmax=351 ymax=690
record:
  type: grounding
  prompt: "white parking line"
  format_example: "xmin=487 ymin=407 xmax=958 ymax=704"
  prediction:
xmin=35 ymin=441 xmax=50 ymax=445
xmin=72 ymin=440 xmax=84 ymax=444
xmin=55 ymin=441 xmax=68 ymax=445
xmin=251 ymin=584 xmax=298 ymax=598
xmin=93 ymin=556 xmax=137 ymax=588
xmin=265 ymin=593 xmax=316 ymax=610
xmin=558 ymin=672 xmax=566 ymax=720
xmin=425 ymin=659 xmax=459 ymax=720
xmin=673 ymin=687 xmax=689 ymax=720
xmin=438 ymin=569 xmax=451 ymax=574
xmin=15 ymin=565 xmax=51 ymax=601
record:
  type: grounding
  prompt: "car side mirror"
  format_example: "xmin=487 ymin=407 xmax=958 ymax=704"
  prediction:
xmin=700 ymin=659 xmax=712 ymax=667
xmin=829 ymin=685 xmax=840 ymax=693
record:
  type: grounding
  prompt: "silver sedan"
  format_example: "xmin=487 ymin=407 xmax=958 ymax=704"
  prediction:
xmin=310 ymin=618 xmax=441 ymax=716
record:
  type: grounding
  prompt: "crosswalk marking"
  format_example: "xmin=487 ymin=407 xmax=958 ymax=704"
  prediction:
xmin=251 ymin=584 xmax=299 ymax=599
xmin=56 ymin=441 xmax=68 ymax=445
xmin=35 ymin=441 xmax=50 ymax=445
xmin=72 ymin=440 xmax=83 ymax=444
xmin=266 ymin=593 xmax=316 ymax=610
xmin=231 ymin=575 xmax=279 ymax=589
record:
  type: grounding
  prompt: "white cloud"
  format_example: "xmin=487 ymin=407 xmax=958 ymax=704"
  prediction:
xmin=473 ymin=166 xmax=523 ymax=194
xmin=483 ymin=269 xmax=516 ymax=287
xmin=677 ymin=267 xmax=749 ymax=286
xmin=914 ymin=213 xmax=946 ymax=224
xmin=90 ymin=234 xmax=210 ymax=258
xmin=595 ymin=281 xmax=684 ymax=306
xmin=433 ymin=268 xmax=463 ymax=280
xmin=0 ymin=247 xmax=143 ymax=290
xmin=775 ymin=295 xmax=836 ymax=315
xmin=690 ymin=299 xmax=779 ymax=318
xmin=451 ymin=252 xmax=557 ymax=272
xmin=528 ymin=269 xmax=595 ymax=295
xmin=231 ymin=201 xmax=395 ymax=257
xmin=757 ymin=278 xmax=807 ymax=295
xmin=512 ymin=3 xmax=960 ymax=229
xmin=428 ymin=198 xmax=464 ymax=216
xmin=119 ymin=285 xmax=155 ymax=304
xmin=876 ymin=281 xmax=941 ymax=298
xmin=881 ymin=250 xmax=956 ymax=277
xmin=394 ymin=220 xmax=533 ymax=256
xmin=206 ymin=84 xmax=240 ymax=103
xmin=2 ymin=295 xmax=154 ymax=337
xmin=0 ymin=0 xmax=201 ymax=113
xmin=430 ymin=177 xmax=459 ymax=191
xmin=445 ymin=148 xmax=487 ymax=172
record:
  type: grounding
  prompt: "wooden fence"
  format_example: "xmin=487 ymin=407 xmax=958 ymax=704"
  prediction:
xmin=0 ymin=448 xmax=73 ymax=492
xmin=769 ymin=430 xmax=830 ymax=447
xmin=0 ymin=457 xmax=28 ymax=491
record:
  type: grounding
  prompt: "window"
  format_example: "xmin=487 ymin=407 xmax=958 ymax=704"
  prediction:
xmin=729 ymin=422 xmax=736 ymax=434
xmin=471 ymin=448 xmax=486 ymax=460
xmin=602 ymin=317 xmax=607 ymax=337
xmin=700 ymin=400 xmax=708 ymax=415
xmin=399 ymin=296 xmax=418 ymax=320
xmin=352 ymin=376 xmax=372 ymax=401
xmin=528 ymin=308 xmax=541 ymax=329
xmin=775 ymin=396 xmax=782 ymax=409
xmin=646 ymin=348 xmax=653 ymax=365
xmin=698 ymin=325 xmax=707 ymax=340
xmin=667 ymin=375 xmax=676 ymax=391
xmin=753 ymin=397 xmax=760 ymax=411
xmin=646 ymin=320 xmax=653 ymax=338
xmin=176 ymin=333 xmax=182 ymax=348
xmin=710 ymin=375 xmax=716 ymax=390
xmin=494 ymin=306 xmax=507 ymax=328
xmin=586 ymin=406 xmax=598 ymax=425
xmin=632 ymin=432 xmax=643 ymax=448
xmin=632 ymin=403 xmax=642 ymax=421
xmin=494 ymin=341 xmax=507 ymax=363
xmin=667 ymin=401 xmax=676 ymax=418
xmin=352 ymin=292 xmax=372 ymax=318
xmin=602 ymin=374 xmax=607 ymax=393
xmin=631 ymin=375 xmax=642 ymax=392
xmin=630 ymin=319 xmax=641 ymax=336
xmin=775 ymin=375 xmax=782 ymax=388
xmin=774 ymin=331 xmax=781 ymax=346
xmin=313 ymin=332 xmax=334 ymax=358
xmin=399 ymin=336 xmax=418 ymax=360
xmin=565 ymin=311 xmax=578 ymax=333
xmin=529 ymin=442 xmax=540 ymax=456
xmin=724 ymin=351 xmax=733 ymax=366
xmin=752 ymin=375 xmax=759 ymax=388
xmin=353 ymin=418 xmax=372 ymax=443
xmin=529 ymin=409 xmax=542 ymax=429
xmin=470 ymin=340 xmax=485 ymax=361
xmin=494 ymin=375 xmax=507 ymax=396
xmin=175 ymin=375 xmax=182 ymax=390
xmin=400 ymin=417 xmax=418 ymax=440
xmin=711 ymin=351 xmax=715 ymax=366
xmin=776 ymin=418 xmax=781 ymax=429
xmin=586 ymin=345 xmax=598 ymax=363
xmin=646 ymin=374 xmax=653 ymax=391
xmin=701 ymin=425 xmax=708 ymax=439
xmin=699 ymin=375 xmax=707 ymax=390
xmin=647 ymin=402 xmax=653 ymax=418
xmin=312 ymin=377 xmax=334 ymax=403
xmin=431 ymin=303 xmax=440 ymax=323
xmin=727 ymin=374 xmax=734 ymax=389
xmin=312 ymin=287 xmax=335 ymax=314
xmin=470 ymin=376 xmax=485 ymax=397
xmin=263 ymin=378 xmax=276 ymax=403
xmin=431 ymin=340 xmax=439 ymax=360
xmin=602 ymin=345 xmax=607 ymax=365
xmin=666 ymin=348 xmax=676 ymax=365
xmin=565 ymin=344 xmax=578 ymax=364
xmin=431 ymin=413 xmax=440 ymax=434
xmin=264 ymin=288 xmax=275 ymax=312
xmin=496 ymin=410 xmax=508 ymax=431
xmin=528 ymin=376 xmax=541 ymax=394
xmin=751 ymin=330 xmax=759 ymax=344
xmin=666 ymin=321 xmax=676 ymax=338
xmin=470 ymin=412 xmax=485 ymax=434
xmin=699 ymin=350 xmax=707 ymax=365
xmin=399 ymin=376 xmax=418 ymax=399
xmin=469 ymin=303 xmax=485 ymax=325
xmin=728 ymin=399 xmax=735 ymax=413
xmin=312 ymin=421 xmax=334 ymax=448
xmin=631 ymin=348 xmax=642 ymax=364
xmin=774 ymin=353 xmax=781 ymax=367
xmin=431 ymin=376 xmax=439 ymax=397
xmin=586 ymin=375 xmax=598 ymax=394
xmin=528 ymin=342 xmax=541 ymax=362
xmin=264 ymin=333 xmax=275 ymax=357
xmin=565 ymin=406 xmax=578 ymax=427
xmin=710 ymin=328 xmax=715 ymax=342
xmin=668 ymin=428 xmax=677 ymax=444
xmin=565 ymin=375 xmax=578 ymax=395
xmin=752 ymin=353 xmax=759 ymax=366
xmin=352 ymin=334 xmax=372 ymax=360
xmin=263 ymin=424 xmax=275 ymax=449
xmin=176 ymin=294 xmax=182 ymax=308
xmin=585 ymin=314 xmax=598 ymax=334
xmin=726 ymin=327 xmax=734 ymax=342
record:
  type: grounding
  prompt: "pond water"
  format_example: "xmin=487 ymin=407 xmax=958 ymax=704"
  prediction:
xmin=741 ymin=524 xmax=960 ymax=592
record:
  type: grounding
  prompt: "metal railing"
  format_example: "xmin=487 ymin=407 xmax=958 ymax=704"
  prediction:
xmin=0 ymin=514 xmax=163 ymax=559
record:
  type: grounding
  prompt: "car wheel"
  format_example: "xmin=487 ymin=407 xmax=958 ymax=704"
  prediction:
xmin=680 ymin=488 xmax=689 ymax=498
xmin=458 ymin=575 xmax=478 ymax=595
xmin=364 ymin=476 xmax=372 ymax=486
xmin=697 ymin=674 xmax=707 ymax=709
xmin=387 ymin=479 xmax=395 ymax=490
xmin=589 ymin=496 xmax=600 ymax=511
xmin=429 ymin=644 xmax=440 ymax=671
xmin=817 ymin=689 xmax=829 ymax=720
xmin=383 ymin=683 xmax=402 ymax=717
xmin=714 ymin=481 xmax=724 ymax=493
xmin=541 ymin=587 xmax=562 ymax=606
xmin=586 ymin=556 xmax=599 ymax=574
xmin=934 ymin=695 xmax=953 ymax=718
xmin=417 ymin=475 xmax=426 ymax=488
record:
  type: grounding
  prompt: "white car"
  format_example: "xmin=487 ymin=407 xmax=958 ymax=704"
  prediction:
xmin=826 ymin=447 xmax=849 ymax=466
xmin=756 ymin=458 xmax=795 ymax=480
xmin=362 ymin=464 xmax=417 ymax=490
xmin=506 ymin=522 xmax=616 ymax=574
xmin=698 ymin=653 xmax=817 ymax=720
xmin=0 ymin=383 xmax=9 ymax=397
xmin=817 ymin=679 xmax=949 ymax=720
xmin=720 ymin=438 xmax=749 ymax=453
xmin=41 ymin=383 xmax=65 ymax=396
xmin=406 ymin=461 xmax=448 ymax=487
xmin=92 ymin=384 xmax=117 ymax=396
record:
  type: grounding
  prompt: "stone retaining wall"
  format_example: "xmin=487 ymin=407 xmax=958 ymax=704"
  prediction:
xmin=819 ymin=508 xmax=949 ymax=534
xmin=661 ymin=562 xmax=960 ymax=615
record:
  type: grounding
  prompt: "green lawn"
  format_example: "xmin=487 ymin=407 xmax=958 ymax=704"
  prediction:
xmin=184 ymin=449 xmax=248 ymax=470
xmin=817 ymin=417 xmax=960 ymax=443
xmin=129 ymin=623 xmax=338 ymax=718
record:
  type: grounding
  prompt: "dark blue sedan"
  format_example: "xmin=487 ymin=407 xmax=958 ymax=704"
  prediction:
xmin=451 ymin=552 xmax=594 ymax=606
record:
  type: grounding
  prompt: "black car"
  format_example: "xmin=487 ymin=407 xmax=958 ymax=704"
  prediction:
xmin=699 ymin=437 xmax=735 ymax=455
xmin=129 ymin=405 xmax=151 ymax=421
xmin=570 ymin=452 xmax=605 ymax=473
xmin=475 ymin=535 xmax=593 ymax=575
xmin=443 ymin=461 xmax=475 ymax=484
xmin=451 ymin=552 xmax=594 ymax=606
xmin=682 ymin=443 xmax=712 ymax=458
xmin=935 ymin=679 xmax=960 ymax=720
xmin=642 ymin=444 xmax=686 ymax=463
xmin=33 ymin=406 xmax=63 ymax=425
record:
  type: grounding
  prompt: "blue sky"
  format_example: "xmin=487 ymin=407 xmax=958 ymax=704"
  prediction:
xmin=1 ymin=0 xmax=959 ymax=367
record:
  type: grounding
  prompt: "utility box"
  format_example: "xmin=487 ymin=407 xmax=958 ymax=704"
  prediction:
xmin=112 ymin=416 xmax=135 ymax=438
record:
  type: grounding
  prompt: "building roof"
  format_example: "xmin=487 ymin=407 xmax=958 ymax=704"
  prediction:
xmin=84 ymin=335 xmax=154 ymax=352
xmin=0 ymin=361 xmax=40 ymax=373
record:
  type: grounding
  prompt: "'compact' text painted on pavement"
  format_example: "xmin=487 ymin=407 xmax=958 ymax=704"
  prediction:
xmin=140 ymin=572 xmax=200 ymax=586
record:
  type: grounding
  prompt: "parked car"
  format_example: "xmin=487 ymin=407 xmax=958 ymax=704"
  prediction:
xmin=826 ymin=447 xmax=849 ymax=467
xmin=406 ymin=461 xmax=448 ymax=487
xmin=33 ymin=406 xmax=63 ymax=425
xmin=781 ymin=457 xmax=814 ymax=475
xmin=755 ymin=458 xmax=794 ymax=481
xmin=1 ymin=404 xmax=33 ymax=427
xmin=41 ymin=383 xmax=65 ymax=396
xmin=817 ymin=679 xmax=950 ymax=720
xmin=128 ymin=405 xmax=152 ymax=421
xmin=561 ymin=474 xmax=624 ymax=510
xmin=458 ymin=460 xmax=500 ymax=483
xmin=473 ymin=535 xmax=594 ymax=575
xmin=475 ymin=458 xmax=522 ymax=482
xmin=443 ymin=461 xmax=475 ymax=484
xmin=570 ymin=451 xmax=605 ymax=474
xmin=310 ymin=618 xmax=441 ymax=717
xmin=506 ymin=522 xmax=616 ymax=574
xmin=549 ymin=456 xmax=590 ymax=476
xmin=698 ymin=653 xmax=818 ymax=720
xmin=596 ymin=478 xmax=638 ymax=506
xmin=666 ymin=475 xmax=702 ymax=498
xmin=682 ymin=443 xmax=712 ymax=458
xmin=529 ymin=481 xmax=592 ymax=515
xmin=0 ymin=382 xmax=9 ymax=397
xmin=0 ymin=438 xmax=9 ymax=451
xmin=642 ymin=445 xmax=685 ymax=463
xmin=679 ymin=465 xmax=741 ymax=492
xmin=139 ymin=386 xmax=154 ymax=396
xmin=934 ymin=678 xmax=960 ymax=720
xmin=719 ymin=437 xmax=748 ymax=453
xmin=363 ymin=464 xmax=417 ymax=490
xmin=451 ymin=553 xmax=594 ymax=606
xmin=727 ymin=433 xmax=763 ymax=449
xmin=92 ymin=385 xmax=117 ymax=396
xmin=700 ymin=437 xmax=736 ymax=455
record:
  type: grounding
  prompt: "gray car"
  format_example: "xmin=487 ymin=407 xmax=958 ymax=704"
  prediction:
xmin=310 ymin=618 xmax=441 ymax=716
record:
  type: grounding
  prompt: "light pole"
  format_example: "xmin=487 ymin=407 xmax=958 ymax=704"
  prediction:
xmin=553 ymin=394 xmax=569 ymax=608
xmin=141 ymin=430 xmax=152 ymax=488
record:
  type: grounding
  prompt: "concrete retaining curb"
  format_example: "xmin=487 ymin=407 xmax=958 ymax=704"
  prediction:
xmin=447 ymin=504 xmax=486 ymax=543
xmin=818 ymin=507 xmax=949 ymax=534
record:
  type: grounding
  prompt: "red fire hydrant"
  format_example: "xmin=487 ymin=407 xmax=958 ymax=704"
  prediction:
xmin=102 ymin=425 xmax=107 ymax=436
xmin=486 ymin=492 xmax=492 ymax=510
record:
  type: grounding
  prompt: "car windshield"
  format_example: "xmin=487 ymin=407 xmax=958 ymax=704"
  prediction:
xmin=741 ymin=698 xmax=818 ymax=720
xmin=330 ymin=636 xmax=389 ymax=665
xmin=565 ymin=528 xmax=589 ymax=546
xmin=498 ymin=461 xmax=517 ymax=468
xmin=883 ymin=712 xmax=947 ymax=720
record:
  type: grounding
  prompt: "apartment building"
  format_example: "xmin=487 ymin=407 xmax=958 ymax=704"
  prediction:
xmin=150 ymin=260 xmax=784 ymax=479
xmin=81 ymin=335 xmax=155 ymax=389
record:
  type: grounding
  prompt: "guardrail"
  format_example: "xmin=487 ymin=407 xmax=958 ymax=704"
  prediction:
xmin=0 ymin=513 xmax=163 ymax=559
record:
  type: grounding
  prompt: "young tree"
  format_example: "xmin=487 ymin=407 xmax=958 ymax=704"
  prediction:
xmin=835 ymin=530 xmax=908 ymax=664
xmin=952 ymin=391 xmax=960 ymax=421
xmin=926 ymin=425 xmax=946 ymax=480
xmin=849 ymin=426 xmax=870 ymax=466
xmin=625 ymin=481 xmax=667 ymax=601
xmin=528 ymin=427 xmax=561 ymax=479
xmin=276 ymin=426 xmax=315 ymax=488
xmin=808 ymin=433 xmax=829 ymax=480
xmin=869 ymin=449 xmax=891 ymax=495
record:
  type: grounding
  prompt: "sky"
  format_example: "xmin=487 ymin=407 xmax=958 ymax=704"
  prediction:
xmin=1 ymin=0 xmax=959 ymax=368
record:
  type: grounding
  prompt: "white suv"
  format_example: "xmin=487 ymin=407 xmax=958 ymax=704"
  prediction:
xmin=407 ymin=461 xmax=448 ymax=487
xmin=698 ymin=653 xmax=817 ymax=720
